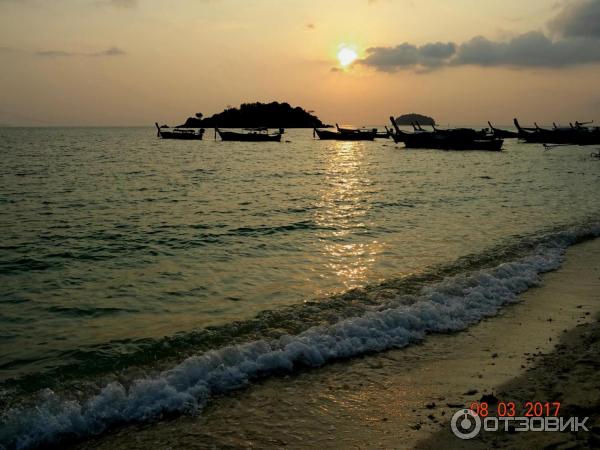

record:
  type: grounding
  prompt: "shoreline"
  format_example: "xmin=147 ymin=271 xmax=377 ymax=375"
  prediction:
xmin=66 ymin=238 xmax=600 ymax=449
xmin=416 ymin=313 xmax=600 ymax=449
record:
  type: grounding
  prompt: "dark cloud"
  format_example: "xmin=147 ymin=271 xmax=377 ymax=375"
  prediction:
xmin=419 ymin=42 xmax=456 ymax=59
xmin=361 ymin=41 xmax=455 ymax=71
xmin=549 ymin=0 xmax=600 ymax=38
xmin=419 ymin=42 xmax=456 ymax=67
xmin=358 ymin=1 xmax=600 ymax=72
xmin=454 ymin=31 xmax=600 ymax=67
xmin=360 ymin=31 xmax=600 ymax=71
xmin=362 ymin=44 xmax=418 ymax=70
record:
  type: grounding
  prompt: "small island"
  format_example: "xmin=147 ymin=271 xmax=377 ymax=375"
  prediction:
xmin=395 ymin=113 xmax=436 ymax=126
xmin=177 ymin=102 xmax=327 ymax=128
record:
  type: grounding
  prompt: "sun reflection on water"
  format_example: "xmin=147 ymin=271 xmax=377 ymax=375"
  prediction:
xmin=314 ymin=141 xmax=383 ymax=292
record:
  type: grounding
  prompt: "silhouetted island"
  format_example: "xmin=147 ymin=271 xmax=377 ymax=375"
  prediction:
xmin=395 ymin=113 xmax=436 ymax=126
xmin=177 ymin=102 xmax=327 ymax=128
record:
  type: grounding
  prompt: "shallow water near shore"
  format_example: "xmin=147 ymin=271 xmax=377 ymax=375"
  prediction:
xmin=1 ymin=127 xmax=599 ymax=448
xmin=65 ymin=238 xmax=600 ymax=450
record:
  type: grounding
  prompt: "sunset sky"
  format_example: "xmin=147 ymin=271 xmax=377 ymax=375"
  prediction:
xmin=1 ymin=0 xmax=599 ymax=126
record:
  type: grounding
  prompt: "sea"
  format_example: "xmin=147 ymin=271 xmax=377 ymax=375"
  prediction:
xmin=0 ymin=126 xmax=599 ymax=449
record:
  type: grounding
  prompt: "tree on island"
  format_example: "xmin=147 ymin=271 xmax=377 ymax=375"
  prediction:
xmin=395 ymin=113 xmax=436 ymax=126
xmin=177 ymin=102 xmax=327 ymax=128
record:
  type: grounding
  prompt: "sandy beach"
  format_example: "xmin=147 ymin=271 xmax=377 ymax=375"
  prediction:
xmin=416 ymin=314 xmax=600 ymax=450
xmin=63 ymin=237 xmax=600 ymax=449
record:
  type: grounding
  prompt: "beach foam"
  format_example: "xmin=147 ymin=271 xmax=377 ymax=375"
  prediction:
xmin=1 ymin=224 xmax=599 ymax=450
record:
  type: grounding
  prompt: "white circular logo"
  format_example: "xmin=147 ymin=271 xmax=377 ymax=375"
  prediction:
xmin=451 ymin=408 xmax=481 ymax=440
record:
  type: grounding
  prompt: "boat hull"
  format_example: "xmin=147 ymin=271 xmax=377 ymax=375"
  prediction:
xmin=492 ymin=130 xmax=519 ymax=139
xmin=518 ymin=132 xmax=600 ymax=145
xmin=159 ymin=131 xmax=204 ymax=140
xmin=513 ymin=119 xmax=600 ymax=145
xmin=314 ymin=129 xmax=376 ymax=141
xmin=375 ymin=132 xmax=390 ymax=139
xmin=155 ymin=123 xmax=204 ymax=140
xmin=216 ymin=130 xmax=282 ymax=142
xmin=402 ymin=135 xmax=504 ymax=151
xmin=488 ymin=122 xmax=518 ymax=139
xmin=388 ymin=119 xmax=503 ymax=150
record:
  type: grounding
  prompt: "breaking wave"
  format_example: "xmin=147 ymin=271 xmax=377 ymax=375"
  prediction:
xmin=1 ymin=223 xmax=599 ymax=449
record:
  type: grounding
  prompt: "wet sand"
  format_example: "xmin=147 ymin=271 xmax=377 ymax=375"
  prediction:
xmin=72 ymin=238 xmax=600 ymax=450
xmin=416 ymin=314 xmax=600 ymax=449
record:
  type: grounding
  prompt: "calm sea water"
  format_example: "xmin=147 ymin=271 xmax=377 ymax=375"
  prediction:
xmin=1 ymin=127 xmax=599 ymax=447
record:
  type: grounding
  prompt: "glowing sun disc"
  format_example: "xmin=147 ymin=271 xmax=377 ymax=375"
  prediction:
xmin=337 ymin=47 xmax=358 ymax=67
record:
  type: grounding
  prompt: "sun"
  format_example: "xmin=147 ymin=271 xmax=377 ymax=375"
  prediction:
xmin=337 ymin=46 xmax=358 ymax=67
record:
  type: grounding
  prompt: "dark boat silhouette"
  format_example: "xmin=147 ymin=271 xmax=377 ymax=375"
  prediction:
xmin=313 ymin=125 xmax=376 ymax=141
xmin=374 ymin=130 xmax=391 ymax=139
xmin=335 ymin=124 xmax=389 ymax=139
xmin=155 ymin=123 xmax=204 ymax=140
xmin=488 ymin=122 xmax=519 ymax=139
xmin=388 ymin=117 xmax=503 ymax=151
xmin=514 ymin=118 xmax=600 ymax=145
xmin=430 ymin=123 xmax=490 ymax=139
xmin=215 ymin=128 xmax=284 ymax=142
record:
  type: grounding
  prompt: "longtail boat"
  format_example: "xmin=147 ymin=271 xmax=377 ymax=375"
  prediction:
xmin=336 ymin=124 xmax=389 ymax=139
xmin=313 ymin=127 xmax=376 ymax=141
xmin=514 ymin=118 xmax=600 ymax=145
xmin=488 ymin=122 xmax=518 ymax=139
xmin=155 ymin=123 xmax=204 ymax=140
xmin=388 ymin=117 xmax=503 ymax=151
xmin=513 ymin=119 xmax=548 ymax=142
xmin=215 ymin=128 xmax=283 ymax=142
xmin=431 ymin=123 xmax=490 ymax=139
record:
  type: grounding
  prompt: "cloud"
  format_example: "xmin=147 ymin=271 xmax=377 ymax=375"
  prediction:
xmin=358 ymin=1 xmax=600 ymax=72
xmin=549 ymin=0 xmax=600 ymax=38
xmin=454 ymin=31 xmax=600 ymax=67
xmin=361 ymin=41 xmax=458 ymax=71
xmin=418 ymin=42 xmax=456 ymax=67
xmin=419 ymin=42 xmax=456 ymax=59
xmin=35 ymin=46 xmax=126 ymax=57
xmin=361 ymin=43 xmax=418 ymax=70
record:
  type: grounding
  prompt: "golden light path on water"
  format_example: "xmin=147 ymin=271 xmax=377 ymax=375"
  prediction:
xmin=314 ymin=141 xmax=383 ymax=292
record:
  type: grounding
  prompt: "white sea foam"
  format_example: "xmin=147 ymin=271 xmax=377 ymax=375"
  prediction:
xmin=1 ymin=225 xmax=599 ymax=450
